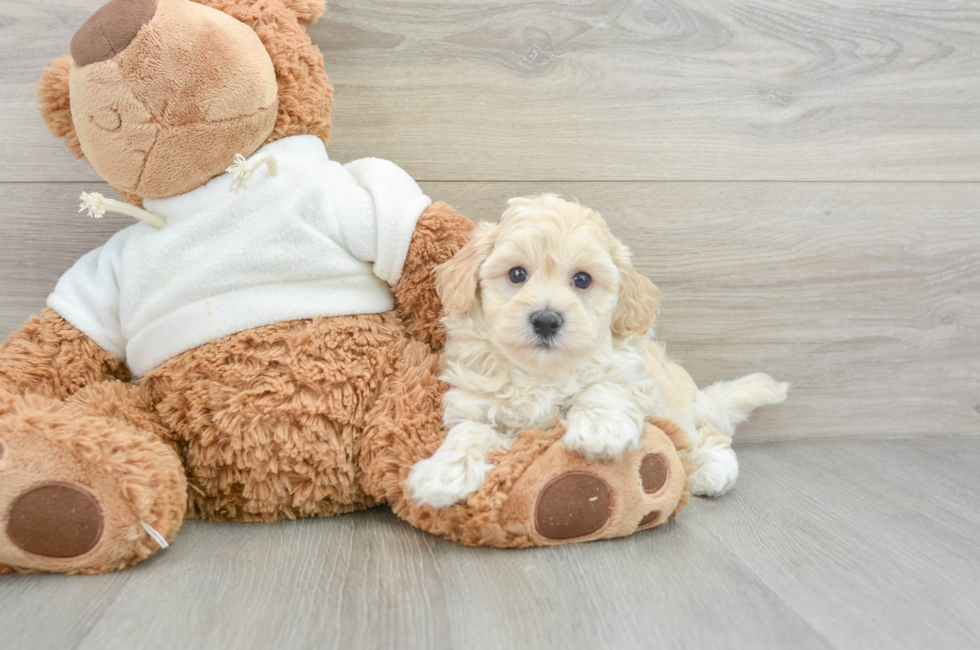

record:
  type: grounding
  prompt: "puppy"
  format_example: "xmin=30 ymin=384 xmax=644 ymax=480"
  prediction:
xmin=407 ymin=195 xmax=788 ymax=508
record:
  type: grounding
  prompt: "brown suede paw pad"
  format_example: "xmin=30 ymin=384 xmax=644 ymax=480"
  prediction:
xmin=640 ymin=453 xmax=669 ymax=494
xmin=535 ymin=472 xmax=613 ymax=540
xmin=638 ymin=510 xmax=661 ymax=528
xmin=6 ymin=482 xmax=104 ymax=558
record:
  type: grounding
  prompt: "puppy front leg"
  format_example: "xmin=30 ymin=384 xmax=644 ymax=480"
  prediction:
xmin=407 ymin=421 xmax=510 ymax=508
xmin=563 ymin=383 xmax=645 ymax=462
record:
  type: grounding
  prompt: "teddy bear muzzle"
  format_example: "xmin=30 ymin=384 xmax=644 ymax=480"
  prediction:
xmin=66 ymin=0 xmax=280 ymax=200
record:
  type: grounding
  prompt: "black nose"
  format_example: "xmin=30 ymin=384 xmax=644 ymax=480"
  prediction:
xmin=530 ymin=309 xmax=563 ymax=339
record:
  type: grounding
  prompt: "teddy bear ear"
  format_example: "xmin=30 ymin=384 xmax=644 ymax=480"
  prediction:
xmin=281 ymin=0 xmax=327 ymax=25
xmin=37 ymin=55 xmax=85 ymax=160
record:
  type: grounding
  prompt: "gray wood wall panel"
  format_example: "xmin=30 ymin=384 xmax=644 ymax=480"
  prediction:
xmin=1 ymin=181 xmax=977 ymax=441
xmin=1 ymin=0 xmax=979 ymax=182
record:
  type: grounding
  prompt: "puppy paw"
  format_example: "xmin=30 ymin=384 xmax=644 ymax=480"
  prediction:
xmin=562 ymin=409 xmax=641 ymax=461
xmin=688 ymin=451 xmax=739 ymax=497
xmin=407 ymin=455 xmax=492 ymax=509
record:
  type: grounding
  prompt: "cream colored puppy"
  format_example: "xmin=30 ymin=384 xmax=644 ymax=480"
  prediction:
xmin=407 ymin=195 xmax=788 ymax=508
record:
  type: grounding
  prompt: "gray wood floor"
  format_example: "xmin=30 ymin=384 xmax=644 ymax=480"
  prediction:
xmin=1 ymin=437 xmax=977 ymax=650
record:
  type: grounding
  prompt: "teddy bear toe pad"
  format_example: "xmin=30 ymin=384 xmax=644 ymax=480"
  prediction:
xmin=640 ymin=452 xmax=669 ymax=493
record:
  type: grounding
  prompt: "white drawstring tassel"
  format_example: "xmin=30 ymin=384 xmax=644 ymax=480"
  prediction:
xmin=141 ymin=522 xmax=170 ymax=550
xmin=226 ymin=151 xmax=278 ymax=192
xmin=78 ymin=192 xmax=167 ymax=229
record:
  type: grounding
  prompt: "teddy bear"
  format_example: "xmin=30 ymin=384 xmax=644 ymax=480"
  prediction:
xmin=0 ymin=0 xmax=691 ymax=575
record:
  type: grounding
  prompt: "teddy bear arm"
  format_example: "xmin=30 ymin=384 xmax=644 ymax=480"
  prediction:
xmin=0 ymin=309 xmax=130 ymax=399
xmin=392 ymin=202 xmax=475 ymax=350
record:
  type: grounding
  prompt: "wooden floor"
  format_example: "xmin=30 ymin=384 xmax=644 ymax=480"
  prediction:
xmin=1 ymin=437 xmax=978 ymax=650
xmin=1 ymin=1 xmax=979 ymax=648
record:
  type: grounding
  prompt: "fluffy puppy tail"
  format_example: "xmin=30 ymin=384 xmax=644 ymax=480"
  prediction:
xmin=694 ymin=373 xmax=789 ymax=439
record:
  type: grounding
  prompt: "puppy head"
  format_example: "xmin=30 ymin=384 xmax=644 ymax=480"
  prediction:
xmin=436 ymin=194 xmax=660 ymax=373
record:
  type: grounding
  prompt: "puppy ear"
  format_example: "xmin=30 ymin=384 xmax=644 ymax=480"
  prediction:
xmin=435 ymin=221 xmax=498 ymax=315
xmin=612 ymin=256 xmax=661 ymax=337
xmin=38 ymin=56 xmax=85 ymax=159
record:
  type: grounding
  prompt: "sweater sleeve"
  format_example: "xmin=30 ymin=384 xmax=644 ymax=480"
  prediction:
xmin=342 ymin=158 xmax=432 ymax=286
xmin=46 ymin=235 xmax=128 ymax=362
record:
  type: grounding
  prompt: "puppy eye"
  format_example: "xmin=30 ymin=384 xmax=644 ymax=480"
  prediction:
xmin=508 ymin=267 xmax=528 ymax=284
xmin=572 ymin=272 xmax=592 ymax=289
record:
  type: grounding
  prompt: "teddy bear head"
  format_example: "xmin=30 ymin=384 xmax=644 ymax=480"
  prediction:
xmin=38 ymin=0 xmax=333 ymax=202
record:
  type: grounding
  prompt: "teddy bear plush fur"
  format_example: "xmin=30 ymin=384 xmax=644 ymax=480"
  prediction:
xmin=0 ymin=0 xmax=690 ymax=575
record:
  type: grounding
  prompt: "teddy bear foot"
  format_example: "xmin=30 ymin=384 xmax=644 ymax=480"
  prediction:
xmin=0 ymin=390 xmax=185 ymax=574
xmin=497 ymin=418 xmax=692 ymax=545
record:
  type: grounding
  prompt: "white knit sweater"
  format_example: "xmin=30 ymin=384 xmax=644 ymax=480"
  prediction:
xmin=48 ymin=135 xmax=432 ymax=377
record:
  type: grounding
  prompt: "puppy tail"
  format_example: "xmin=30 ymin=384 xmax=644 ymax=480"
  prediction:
xmin=693 ymin=373 xmax=789 ymax=438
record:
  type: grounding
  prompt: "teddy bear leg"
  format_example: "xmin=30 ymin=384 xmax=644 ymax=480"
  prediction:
xmin=0 ymin=309 xmax=131 ymax=399
xmin=495 ymin=418 xmax=692 ymax=545
xmin=0 ymin=383 xmax=185 ymax=574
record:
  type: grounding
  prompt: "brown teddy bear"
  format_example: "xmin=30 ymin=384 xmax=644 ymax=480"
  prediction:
xmin=0 ymin=0 xmax=690 ymax=575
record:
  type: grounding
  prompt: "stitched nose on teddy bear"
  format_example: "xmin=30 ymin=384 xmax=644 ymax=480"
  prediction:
xmin=70 ymin=0 xmax=158 ymax=67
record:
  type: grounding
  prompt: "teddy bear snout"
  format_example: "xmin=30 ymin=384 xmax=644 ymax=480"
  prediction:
xmin=70 ymin=0 xmax=158 ymax=67
xmin=65 ymin=0 xmax=282 ymax=199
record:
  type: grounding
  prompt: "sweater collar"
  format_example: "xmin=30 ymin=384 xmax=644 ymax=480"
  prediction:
xmin=144 ymin=135 xmax=329 ymax=222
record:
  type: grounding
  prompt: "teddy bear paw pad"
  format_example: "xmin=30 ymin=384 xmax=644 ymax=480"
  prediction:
xmin=6 ymin=482 xmax=104 ymax=558
xmin=535 ymin=471 xmax=613 ymax=540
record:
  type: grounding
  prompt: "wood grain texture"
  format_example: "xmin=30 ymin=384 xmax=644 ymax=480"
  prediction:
xmin=423 ymin=181 xmax=980 ymax=441
xmin=686 ymin=438 xmax=980 ymax=650
xmin=1 ymin=438 xmax=978 ymax=650
xmin=2 ymin=181 xmax=977 ymax=442
xmin=2 ymin=0 xmax=980 ymax=182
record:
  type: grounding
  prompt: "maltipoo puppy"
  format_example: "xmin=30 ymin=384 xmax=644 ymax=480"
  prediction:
xmin=407 ymin=195 xmax=788 ymax=508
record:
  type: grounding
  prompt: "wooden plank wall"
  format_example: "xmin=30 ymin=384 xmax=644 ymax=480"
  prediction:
xmin=0 ymin=0 xmax=978 ymax=441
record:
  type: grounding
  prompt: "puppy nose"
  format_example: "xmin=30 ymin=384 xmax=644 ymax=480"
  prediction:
xmin=530 ymin=310 xmax=563 ymax=339
xmin=71 ymin=0 xmax=158 ymax=67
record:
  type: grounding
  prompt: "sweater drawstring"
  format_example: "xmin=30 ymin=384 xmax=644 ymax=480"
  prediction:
xmin=78 ymin=192 xmax=167 ymax=229
xmin=75 ymin=150 xmax=279 ymax=227
xmin=226 ymin=152 xmax=278 ymax=193
xmin=140 ymin=522 xmax=169 ymax=549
